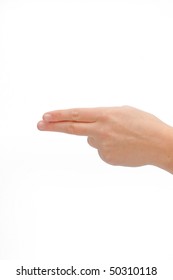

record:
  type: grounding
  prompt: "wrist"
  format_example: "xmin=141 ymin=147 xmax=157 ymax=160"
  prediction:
xmin=152 ymin=124 xmax=173 ymax=174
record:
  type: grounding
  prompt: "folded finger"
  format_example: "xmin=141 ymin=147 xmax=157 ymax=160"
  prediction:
xmin=87 ymin=136 xmax=98 ymax=149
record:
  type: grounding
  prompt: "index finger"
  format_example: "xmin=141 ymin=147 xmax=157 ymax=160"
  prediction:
xmin=42 ymin=107 xmax=101 ymax=122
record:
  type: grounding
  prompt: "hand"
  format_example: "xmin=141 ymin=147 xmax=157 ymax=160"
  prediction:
xmin=37 ymin=106 xmax=173 ymax=173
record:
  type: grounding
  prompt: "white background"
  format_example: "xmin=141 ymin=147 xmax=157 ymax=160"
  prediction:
xmin=0 ymin=0 xmax=173 ymax=279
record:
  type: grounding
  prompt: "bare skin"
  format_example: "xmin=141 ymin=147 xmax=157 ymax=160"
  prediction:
xmin=37 ymin=106 xmax=173 ymax=174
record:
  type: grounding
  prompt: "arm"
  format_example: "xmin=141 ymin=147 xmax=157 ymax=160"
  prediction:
xmin=37 ymin=106 xmax=173 ymax=174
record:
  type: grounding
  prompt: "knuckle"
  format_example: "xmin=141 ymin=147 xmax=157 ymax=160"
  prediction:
xmin=57 ymin=111 xmax=62 ymax=118
xmin=97 ymin=126 xmax=110 ymax=140
xmin=100 ymin=151 xmax=112 ymax=164
xmin=87 ymin=136 xmax=91 ymax=145
xmin=99 ymin=111 xmax=109 ymax=122
xmin=97 ymin=125 xmax=106 ymax=136
xmin=121 ymin=105 xmax=132 ymax=111
xmin=87 ymin=137 xmax=96 ymax=148
xmin=98 ymin=150 xmax=108 ymax=163
xmin=105 ymin=153 xmax=112 ymax=163
xmin=71 ymin=110 xmax=79 ymax=121
xmin=67 ymin=123 xmax=76 ymax=134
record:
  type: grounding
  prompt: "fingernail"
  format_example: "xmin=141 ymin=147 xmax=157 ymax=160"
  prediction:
xmin=43 ymin=113 xmax=52 ymax=121
xmin=37 ymin=121 xmax=45 ymax=130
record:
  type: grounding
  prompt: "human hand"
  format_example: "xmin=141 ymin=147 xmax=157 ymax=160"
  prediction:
xmin=37 ymin=106 xmax=173 ymax=173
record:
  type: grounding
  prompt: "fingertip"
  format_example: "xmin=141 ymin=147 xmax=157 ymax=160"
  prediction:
xmin=43 ymin=113 xmax=52 ymax=121
xmin=37 ymin=121 xmax=45 ymax=130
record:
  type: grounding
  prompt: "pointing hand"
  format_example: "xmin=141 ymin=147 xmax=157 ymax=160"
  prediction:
xmin=37 ymin=106 xmax=173 ymax=173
